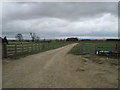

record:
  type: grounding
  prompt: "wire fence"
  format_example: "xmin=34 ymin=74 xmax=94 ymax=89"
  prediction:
xmin=79 ymin=43 xmax=120 ymax=55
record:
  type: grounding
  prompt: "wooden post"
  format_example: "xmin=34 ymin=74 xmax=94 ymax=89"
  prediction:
xmin=34 ymin=43 xmax=36 ymax=51
xmin=37 ymin=44 xmax=39 ymax=51
xmin=36 ymin=43 xmax=37 ymax=51
xmin=31 ymin=44 xmax=33 ymax=52
xmin=32 ymin=44 xmax=33 ymax=51
xmin=22 ymin=44 xmax=23 ymax=53
xmin=2 ymin=43 xmax=7 ymax=58
xmin=27 ymin=44 xmax=29 ymax=52
xmin=38 ymin=43 xmax=40 ymax=51
xmin=42 ymin=44 xmax=45 ymax=50
xmin=30 ymin=44 xmax=31 ymax=52
xmin=93 ymin=44 xmax=96 ymax=54
xmin=94 ymin=46 xmax=97 ymax=54
xmin=14 ymin=44 xmax=17 ymax=55
xmin=39 ymin=43 xmax=40 ymax=51
xmin=36 ymin=43 xmax=38 ymax=51
xmin=36 ymin=44 xmax=38 ymax=51
xmin=115 ymin=44 xmax=117 ymax=50
xmin=115 ymin=44 xmax=118 ymax=58
xmin=34 ymin=43 xmax=35 ymax=51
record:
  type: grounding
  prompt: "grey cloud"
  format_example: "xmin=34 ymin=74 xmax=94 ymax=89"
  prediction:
xmin=3 ymin=2 xmax=118 ymax=21
xmin=2 ymin=2 xmax=118 ymax=39
xmin=3 ymin=13 xmax=117 ymax=39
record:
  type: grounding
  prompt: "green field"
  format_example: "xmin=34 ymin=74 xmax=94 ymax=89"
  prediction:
xmin=69 ymin=41 xmax=119 ymax=55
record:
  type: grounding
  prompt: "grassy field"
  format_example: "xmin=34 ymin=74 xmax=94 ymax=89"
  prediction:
xmin=69 ymin=41 xmax=119 ymax=55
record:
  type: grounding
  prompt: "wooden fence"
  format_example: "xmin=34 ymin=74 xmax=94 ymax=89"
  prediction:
xmin=2 ymin=43 xmax=44 ymax=58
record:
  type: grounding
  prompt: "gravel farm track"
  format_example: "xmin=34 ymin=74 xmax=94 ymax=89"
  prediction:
xmin=3 ymin=43 xmax=118 ymax=88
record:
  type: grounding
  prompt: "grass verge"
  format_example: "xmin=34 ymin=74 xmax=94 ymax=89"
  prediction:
xmin=68 ymin=43 xmax=88 ymax=55
xmin=68 ymin=43 xmax=85 ymax=55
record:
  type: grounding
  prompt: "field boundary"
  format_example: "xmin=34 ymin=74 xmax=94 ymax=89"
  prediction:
xmin=69 ymin=43 xmax=120 ymax=57
xmin=2 ymin=41 xmax=72 ymax=59
xmin=2 ymin=43 xmax=44 ymax=58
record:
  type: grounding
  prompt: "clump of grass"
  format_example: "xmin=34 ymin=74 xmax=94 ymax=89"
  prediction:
xmin=111 ymin=62 xmax=118 ymax=66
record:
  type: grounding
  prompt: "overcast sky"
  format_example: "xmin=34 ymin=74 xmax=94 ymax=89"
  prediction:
xmin=2 ymin=2 xmax=118 ymax=39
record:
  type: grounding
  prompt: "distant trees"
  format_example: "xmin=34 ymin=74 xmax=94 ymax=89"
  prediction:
xmin=15 ymin=33 xmax=23 ymax=43
xmin=30 ymin=32 xmax=36 ymax=42
xmin=29 ymin=32 xmax=40 ymax=42
xmin=14 ymin=33 xmax=40 ymax=43
xmin=36 ymin=36 xmax=40 ymax=42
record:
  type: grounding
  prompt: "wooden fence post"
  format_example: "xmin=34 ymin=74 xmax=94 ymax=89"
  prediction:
xmin=42 ymin=44 xmax=45 ymax=50
xmin=22 ymin=44 xmax=23 ymax=53
xmin=36 ymin=43 xmax=38 ymax=51
xmin=37 ymin=44 xmax=39 ymax=51
xmin=93 ymin=44 xmax=96 ymax=54
xmin=32 ymin=44 xmax=34 ymax=51
xmin=39 ymin=43 xmax=40 ymax=51
xmin=95 ymin=46 xmax=97 ymax=54
xmin=36 ymin=44 xmax=38 ymax=51
xmin=27 ymin=44 xmax=29 ymax=53
xmin=31 ymin=44 xmax=33 ymax=52
xmin=2 ymin=43 xmax=7 ymax=58
xmin=36 ymin=43 xmax=37 ymax=51
xmin=30 ymin=44 xmax=32 ymax=52
xmin=115 ymin=44 xmax=118 ymax=50
xmin=34 ymin=43 xmax=35 ymax=51
xmin=38 ymin=44 xmax=39 ymax=51
xmin=14 ymin=44 xmax=17 ymax=55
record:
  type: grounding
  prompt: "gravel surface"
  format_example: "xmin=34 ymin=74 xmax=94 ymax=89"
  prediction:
xmin=3 ymin=43 xmax=118 ymax=88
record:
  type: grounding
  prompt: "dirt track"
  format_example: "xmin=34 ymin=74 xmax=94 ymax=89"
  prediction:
xmin=3 ymin=43 xmax=118 ymax=88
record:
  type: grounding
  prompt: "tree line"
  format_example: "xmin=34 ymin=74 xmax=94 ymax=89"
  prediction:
xmin=15 ymin=32 xmax=40 ymax=43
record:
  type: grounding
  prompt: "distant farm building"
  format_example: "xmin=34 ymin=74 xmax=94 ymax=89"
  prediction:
xmin=66 ymin=37 xmax=78 ymax=41
xmin=106 ymin=39 xmax=120 ymax=41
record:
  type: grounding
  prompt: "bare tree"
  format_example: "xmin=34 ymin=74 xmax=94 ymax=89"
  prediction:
xmin=29 ymin=32 xmax=40 ymax=42
xmin=29 ymin=32 xmax=36 ymax=42
xmin=15 ymin=33 xmax=23 ymax=43
xmin=36 ymin=36 xmax=40 ymax=42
